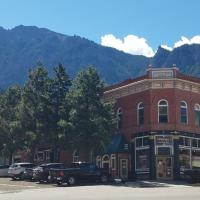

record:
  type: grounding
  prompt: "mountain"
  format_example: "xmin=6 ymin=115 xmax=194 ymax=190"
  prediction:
xmin=0 ymin=25 xmax=149 ymax=88
xmin=0 ymin=25 xmax=200 ymax=88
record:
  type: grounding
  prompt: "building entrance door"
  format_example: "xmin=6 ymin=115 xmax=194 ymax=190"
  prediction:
xmin=120 ymin=159 xmax=128 ymax=179
xmin=156 ymin=156 xmax=173 ymax=180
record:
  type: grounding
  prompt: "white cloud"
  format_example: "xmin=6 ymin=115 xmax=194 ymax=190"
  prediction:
xmin=101 ymin=34 xmax=200 ymax=57
xmin=101 ymin=34 xmax=154 ymax=57
xmin=160 ymin=45 xmax=173 ymax=51
xmin=174 ymin=35 xmax=200 ymax=48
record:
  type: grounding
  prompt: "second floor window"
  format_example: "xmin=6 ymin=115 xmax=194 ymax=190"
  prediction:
xmin=194 ymin=104 xmax=200 ymax=127
xmin=180 ymin=101 xmax=188 ymax=124
xmin=158 ymin=100 xmax=168 ymax=123
xmin=137 ymin=102 xmax=144 ymax=125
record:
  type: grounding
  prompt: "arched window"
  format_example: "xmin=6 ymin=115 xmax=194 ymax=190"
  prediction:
xmin=117 ymin=108 xmax=123 ymax=129
xmin=102 ymin=155 xmax=110 ymax=169
xmin=194 ymin=104 xmax=200 ymax=127
xmin=96 ymin=156 xmax=101 ymax=168
xmin=73 ymin=150 xmax=79 ymax=162
xmin=137 ymin=102 xmax=144 ymax=125
xmin=180 ymin=101 xmax=188 ymax=124
xmin=158 ymin=100 xmax=168 ymax=123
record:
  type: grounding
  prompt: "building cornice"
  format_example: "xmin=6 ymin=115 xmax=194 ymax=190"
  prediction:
xmin=104 ymin=78 xmax=200 ymax=101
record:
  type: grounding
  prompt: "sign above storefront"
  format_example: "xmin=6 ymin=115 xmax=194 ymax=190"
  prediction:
xmin=155 ymin=136 xmax=173 ymax=146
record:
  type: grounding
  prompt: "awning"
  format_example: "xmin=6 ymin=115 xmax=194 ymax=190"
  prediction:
xmin=106 ymin=133 xmax=129 ymax=154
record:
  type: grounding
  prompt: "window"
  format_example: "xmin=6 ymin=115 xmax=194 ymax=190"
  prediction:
xmin=179 ymin=137 xmax=190 ymax=147
xmin=179 ymin=148 xmax=191 ymax=170
xmin=194 ymin=104 xmax=200 ymax=127
xmin=110 ymin=154 xmax=116 ymax=170
xmin=102 ymin=155 xmax=110 ymax=169
xmin=96 ymin=156 xmax=101 ymax=168
xmin=135 ymin=137 xmax=149 ymax=148
xmin=192 ymin=150 xmax=200 ymax=168
xmin=137 ymin=102 xmax=144 ymax=125
xmin=73 ymin=150 xmax=79 ymax=162
xmin=117 ymin=108 xmax=123 ymax=129
xmin=180 ymin=101 xmax=188 ymax=124
xmin=158 ymin=100 xmax=168 ymax=123
xmin=136 ymin=149 xmax=150 ymax=170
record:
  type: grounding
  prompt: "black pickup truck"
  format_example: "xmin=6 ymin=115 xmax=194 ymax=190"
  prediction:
xmin=184 ymin=167 xmax=200 ymax=183
xmin=49 ymin=162 xmax=110 ymax=186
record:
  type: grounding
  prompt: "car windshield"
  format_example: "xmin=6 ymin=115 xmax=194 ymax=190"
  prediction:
xmin=20 ymin=164 xmax=35 ymax=168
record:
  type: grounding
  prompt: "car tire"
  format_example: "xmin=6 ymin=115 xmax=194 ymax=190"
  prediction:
xmin=100 ymin=174 xmax=108 ymax=183
xmin=67 ymin=176 xmax=76 ymax=186
xmin=11 ymin=176 xmax=17 ymax=181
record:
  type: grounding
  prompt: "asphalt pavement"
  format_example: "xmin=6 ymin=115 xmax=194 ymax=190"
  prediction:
xmin=0 ymin=178 xmax=200 ymax=200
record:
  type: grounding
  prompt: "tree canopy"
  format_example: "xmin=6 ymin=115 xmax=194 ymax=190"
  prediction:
xmin=0 ymin=64 xmax=116 ymax=164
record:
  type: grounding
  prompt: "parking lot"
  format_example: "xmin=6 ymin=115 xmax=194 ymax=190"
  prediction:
xmin=1 ymin=177 xmax=200 ymax=200
xmin=0 ymin=177 xmax=54 ymax=194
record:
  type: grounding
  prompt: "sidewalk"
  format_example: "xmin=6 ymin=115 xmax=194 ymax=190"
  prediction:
xmin=113 ymin=179 xmax=200 ymax=188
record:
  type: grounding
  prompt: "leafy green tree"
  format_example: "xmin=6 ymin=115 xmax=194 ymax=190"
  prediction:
xmin=67 ymin=66 xmax=116 ymax=158
xmin=19 ymin=63 xmax=50 ymax=162
xmin=47 ymin=64 xmax=71 ymax=161
xmin=0 ymin=86 xmax=23 ymax=164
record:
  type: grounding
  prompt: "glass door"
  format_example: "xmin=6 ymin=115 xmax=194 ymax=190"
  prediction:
xmin=156 ymin=156 xmax=173 ymax=180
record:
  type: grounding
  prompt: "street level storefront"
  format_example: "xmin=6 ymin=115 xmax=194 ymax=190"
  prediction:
xmin=132 ymin=131 xmax=200 ymax=180
xmin=103 ymin=66 xmax=200 ymax=180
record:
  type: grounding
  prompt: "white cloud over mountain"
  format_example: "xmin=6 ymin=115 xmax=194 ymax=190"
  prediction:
xmin=101 ymin=34 xmax=154 ymax=57
xmin=101 ymin=34 xmax=200 ymax=57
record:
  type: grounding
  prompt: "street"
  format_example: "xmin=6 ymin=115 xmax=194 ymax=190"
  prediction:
xmin=0 ymin=178 xmax=200 ymax=200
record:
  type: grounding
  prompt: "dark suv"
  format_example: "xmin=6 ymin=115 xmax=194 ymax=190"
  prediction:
xmin=33 ymin=163 xmax=66 ymax=183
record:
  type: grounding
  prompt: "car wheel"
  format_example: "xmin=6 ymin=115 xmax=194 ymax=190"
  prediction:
xmin=12 ymin=176 xmax=17 ymax=181
xmin=100 ymin=174 xmax=108 ymax=183
xmin=67 ymin=176 xmax=76 ymax=186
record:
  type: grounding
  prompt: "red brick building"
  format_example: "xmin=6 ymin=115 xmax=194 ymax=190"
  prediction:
xmin=100 ymin=66 xmax=200 ymax=180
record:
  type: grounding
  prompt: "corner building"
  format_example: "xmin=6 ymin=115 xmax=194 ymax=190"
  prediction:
xmin=102 ymin=67 xmax=200 ymax=180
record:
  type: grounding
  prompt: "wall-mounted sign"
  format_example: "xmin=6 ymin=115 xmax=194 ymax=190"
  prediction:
xmin=155 ymin=136 xmax=173 ymax=146
xmin=152 ymin=70 xmax=174 ymax=79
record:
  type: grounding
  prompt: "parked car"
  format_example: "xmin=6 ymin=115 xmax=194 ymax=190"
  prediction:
xmin=184 ymin=167 xmax=200 ymax=183
xmin=8 ymin=163 xmax=36 ymax=180
xmin=0 ymin=165 xmax=10 ymax=177
xmin=33 ymin=163 xmax=66 ymax=183
xmin=50 ymin=162 xmax=110 ymax=186
xmin=22 ymin=167 xmax=35 ymax=181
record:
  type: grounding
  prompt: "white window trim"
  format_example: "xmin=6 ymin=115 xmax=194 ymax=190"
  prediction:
xmin=110 ymin=154 xmax=116 ymax=170
xmin=73 ymin=150 xmax=79 ymax=162
xmin=137 ymin=102 xmax=144 ymax=126
xmin=158 ymin=99 xmax=169 ymax=123
xmin=135 ymin=136 xmax=150 ymax=172
xmin=180 ymin=101 xmax=188 ymax=124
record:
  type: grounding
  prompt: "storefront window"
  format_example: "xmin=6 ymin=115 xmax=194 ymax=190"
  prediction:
xmin=179 ymin=137 xmax=190 ymax=147
xmin=136 ymin=149 xmax=150 ymax=170
xmin=179 ymin=148 xmax=190 ymax=170
xmin=136 ymin=137 xmax=149 ymax=148
xmin=192 ymin=139 xmax=198 ymax=148
xmin=192 ymin=150 xmax=200 ymax=168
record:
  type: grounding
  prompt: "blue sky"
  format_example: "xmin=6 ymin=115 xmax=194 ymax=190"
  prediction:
xmin=0 ymin=0 xmax=200 ymax=57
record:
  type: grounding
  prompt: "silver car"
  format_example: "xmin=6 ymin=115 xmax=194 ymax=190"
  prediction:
xmin=8 ymin=163 xmax=35 ymax=180
xmin=0 ymin=165 xmax=10 ymax=177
